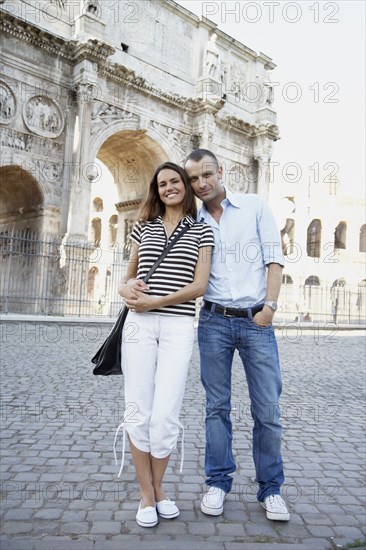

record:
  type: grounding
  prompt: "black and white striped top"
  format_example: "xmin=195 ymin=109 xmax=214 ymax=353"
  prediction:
xmin=130 ymin=215 xmax=214 ymax=316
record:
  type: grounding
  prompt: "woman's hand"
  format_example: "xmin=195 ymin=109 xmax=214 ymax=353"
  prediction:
xmin=118 ymin=278 xmax=149 ymax=300
xmin=124 ymin=293 xmax=158 ymax=313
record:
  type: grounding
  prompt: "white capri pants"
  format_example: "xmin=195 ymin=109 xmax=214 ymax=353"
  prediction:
xmin=114 ymin=311 xmax=194 ymax=476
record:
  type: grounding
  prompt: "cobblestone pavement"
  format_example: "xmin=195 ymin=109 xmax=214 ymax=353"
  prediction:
xmin=0 ymin=321 xmax=365 ymax=550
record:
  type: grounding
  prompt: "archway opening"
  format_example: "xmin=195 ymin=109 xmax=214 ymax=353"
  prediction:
xmin=97 ymin=130 xmax=169 ymax=202
xmin=86 ymin=131 xmax=169 ymax=313
xmin=0 ymin=165 xmax=43 ymax=232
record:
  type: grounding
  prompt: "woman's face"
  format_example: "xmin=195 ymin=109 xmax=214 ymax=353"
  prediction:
xmin=156 ymin=168 xmax=186 ymax=207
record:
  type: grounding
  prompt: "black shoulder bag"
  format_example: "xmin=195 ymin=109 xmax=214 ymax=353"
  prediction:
xmin=91 ymin=223 xmax=191 ymax=376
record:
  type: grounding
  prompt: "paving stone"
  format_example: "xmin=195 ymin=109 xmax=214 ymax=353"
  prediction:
xmin=2 ymin=522 xmax=35 ymax=534
xmin=333 ymin=541 xmax=366 ymax=550
xmin=187 ymin=522 xmax=216 ymax=535
xmin=61 ymin=510 xmax=87 ymax=522
xmin=307 ymin=525 xmax=335 ymax=537
xmin=4 ymin=508 xmax=34 ymax=520
xmin=33 ymin=508 xmax=64 ymax=520
xmin=332 ymin=525 xmax=366 ymax=539
xmin=90 ymin=521 xmax=121 ymax=534
xmin=216 ymin=523 xmax=246 ymax=536
xmin=59 ymin=522 xmax=90 ymax=535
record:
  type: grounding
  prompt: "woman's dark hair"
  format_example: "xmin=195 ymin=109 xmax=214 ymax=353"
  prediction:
xmin=137 ymin=162 xmax=197 ymax=222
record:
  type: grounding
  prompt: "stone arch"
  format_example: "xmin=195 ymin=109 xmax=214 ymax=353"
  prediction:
xmin=0 ymin=165 xmax=44 ymax=232
xmin=305 ymin=275 xmax=321 ymax=286
xmin=88 ymin=266 xmax=99 ymax=299
xmin=334 ymin=221 xmax=347 ymax=250
xmin=307 ymin=219 xmax=322 ymax=258
xmin=303 ymin=274 xmax=321 ymax=319
xmin=91 ymin=217 xmax=102 ymax=246
xmin=109 ymin=214 xmax=118 ymax=247
xmin=91 ymin=127 xmax=172 ymax=202
xmin=89 ymin=126 xmax=177 ymax=249
xmin=282 ymin=274 xmax=293 ymax=284
xmin=93 ymin=197 xmax=103 ymax=212
xmin=360 ymin=224 xmax=366 ymax=253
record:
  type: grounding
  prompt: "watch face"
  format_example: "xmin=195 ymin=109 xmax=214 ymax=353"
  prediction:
xmin=266 ymin=301 xmax=278 ymax=311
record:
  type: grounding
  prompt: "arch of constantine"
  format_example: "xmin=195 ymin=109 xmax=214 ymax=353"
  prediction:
xmin=0 ymin=0 xmax=278 ymax=315
xmin=0 ymin=0 xmax=277 ymax=240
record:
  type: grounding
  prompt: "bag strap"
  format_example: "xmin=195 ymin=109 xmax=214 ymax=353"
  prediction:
xmin=142 ymin=222 xmax=192 ymax=283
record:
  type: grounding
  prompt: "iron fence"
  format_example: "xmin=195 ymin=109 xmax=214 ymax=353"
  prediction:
xmin=0 ymin=227 xmax=365 ymax=324
xmin=0 ymin=227 xmax=128 ymax=317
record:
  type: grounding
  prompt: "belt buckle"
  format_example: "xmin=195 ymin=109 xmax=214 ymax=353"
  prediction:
xmin=223 ymin=306 xmax=236 ymax=317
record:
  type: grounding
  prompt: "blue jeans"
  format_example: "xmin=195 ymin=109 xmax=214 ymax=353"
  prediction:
xmin=198 ymin=306 xmax=285 ymax=502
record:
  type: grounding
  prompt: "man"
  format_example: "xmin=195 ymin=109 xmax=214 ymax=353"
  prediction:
xmin=184 ymin=149 xmax=289 ymax=521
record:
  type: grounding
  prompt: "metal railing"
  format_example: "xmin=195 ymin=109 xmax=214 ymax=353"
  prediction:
xmin=0 ymin=227 xmax=127 ymax=317
xmin=278 ymin=280 xmax=366 ymax=325
xmin=0 ymin=227 xmax=365 ymax=323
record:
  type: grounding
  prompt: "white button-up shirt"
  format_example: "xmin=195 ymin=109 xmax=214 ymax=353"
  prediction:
xmin=198 ymin=187 xmax=284 ymax=308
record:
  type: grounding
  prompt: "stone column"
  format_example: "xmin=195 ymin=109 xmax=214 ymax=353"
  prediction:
xmin=115 ymin=199 xmax=142 ymax=254
xmin=193 ymin=112 xmax=217 ymax=150
xmin=64 ymin=82 xmax=96 ymax=242
xmin=61 ymin=82 xmax=99 ymax=315
xmin=253 ymin=134 xmax=275 ymax=200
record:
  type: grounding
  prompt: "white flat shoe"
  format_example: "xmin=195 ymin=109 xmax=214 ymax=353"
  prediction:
xmin=136 ymin=501 xmax=158 ymax=527
xmin=156 ymin=498 xmax=179 ymax=519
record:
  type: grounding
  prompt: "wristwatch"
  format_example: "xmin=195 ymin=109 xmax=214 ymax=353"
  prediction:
xmin=264 ymin=301 xmax=278 ymax=312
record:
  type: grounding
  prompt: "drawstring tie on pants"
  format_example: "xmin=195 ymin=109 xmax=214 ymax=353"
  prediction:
xmin=113 ymin=421 xmax=185 ymax=477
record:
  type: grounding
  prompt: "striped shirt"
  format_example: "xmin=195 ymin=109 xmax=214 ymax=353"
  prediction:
xmin=130 ymin=215 xmax=214 ymax=316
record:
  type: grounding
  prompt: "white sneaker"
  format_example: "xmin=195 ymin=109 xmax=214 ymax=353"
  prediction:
xmin=201 ymin=487 xmax=226 ymax=516
xmin=261 ymin=494 xmax=290 ymax=521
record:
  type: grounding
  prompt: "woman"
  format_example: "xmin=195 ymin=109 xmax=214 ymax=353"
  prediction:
xmin=116 ymin=162 xmax=214 ymax=527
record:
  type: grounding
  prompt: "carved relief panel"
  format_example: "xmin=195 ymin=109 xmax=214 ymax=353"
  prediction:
xmin=151 ymin=121 xmax=192 ymax=158
xmin=91 ymin=101 xmax=139 ymax=134
xmin=23 ymin=95 xmax=64 ymax=138
xmin=227 ymin=163 xmax=250 ymax=194
xmin=0 ymin=81 xmax=16 ymax=124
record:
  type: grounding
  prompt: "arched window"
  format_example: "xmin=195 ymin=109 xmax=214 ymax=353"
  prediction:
xmin=360 ymin=224 xmax=366 ymax=253
xmin=356 ymin=279 xmax=366 ymax=311
xmin=307 ymin=219 xmax=322 ymax=258
xmin=305 ymin=275 xmax=320 ymax=286
xmin=332 ymin=278 xmax=346 ymax=288
xmin=281 ymin=218 xmax=295 ymax=255
xmin=334 ymin=221 xmax=347 ymax=249
xmin=105 ymin=269 xmax=112 ymax=298
xmin=331 ymin=278 xmax=347 ymax=312
xmin=282 ymin=274 xmax=293 ymax=284
xmin=109 ymin=215 xmax=118 ymax=247
xmin=91 ymin=217 xmax=101 ymax=246
xmin=88 ymin=267 xmax=99 ymax=298
xmin=93 ymin=197 xmax=103 ymax=212
xmin=123 ymin=218 xmax=136 ymax=260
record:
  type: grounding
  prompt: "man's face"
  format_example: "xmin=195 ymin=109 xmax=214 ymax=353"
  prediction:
xmin=185 ymin=155 xmax=224 ymax=204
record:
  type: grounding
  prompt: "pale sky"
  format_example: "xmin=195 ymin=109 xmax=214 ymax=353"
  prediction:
xmin=176 ymin=0 xmax=365 ymax=198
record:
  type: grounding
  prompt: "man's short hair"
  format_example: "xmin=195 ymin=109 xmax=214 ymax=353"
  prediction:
xmin=185 ymin=149 xmax=219 ymax=169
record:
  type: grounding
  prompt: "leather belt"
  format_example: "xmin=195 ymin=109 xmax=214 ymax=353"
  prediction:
xmin=203 ymin=300 xmax=264 ymax=318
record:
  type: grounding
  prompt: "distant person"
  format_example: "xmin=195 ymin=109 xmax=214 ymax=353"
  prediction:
xmin=184 ymin=149 xmax=290 ymax=522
